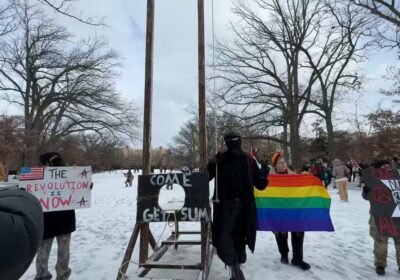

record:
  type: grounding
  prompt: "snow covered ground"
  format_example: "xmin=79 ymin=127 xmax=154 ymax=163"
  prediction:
xmin=20 ymin=171 xmax=400 ymax=280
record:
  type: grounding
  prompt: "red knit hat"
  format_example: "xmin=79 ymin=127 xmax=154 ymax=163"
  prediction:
xmin=272 ymin=151 xmax=283 ymax=167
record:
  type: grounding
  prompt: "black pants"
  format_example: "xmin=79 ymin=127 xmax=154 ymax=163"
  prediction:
xmin=213 ymin=200 xmax=246 ymax=265
xmin=274 ymin=232 xmax=304 ymax=262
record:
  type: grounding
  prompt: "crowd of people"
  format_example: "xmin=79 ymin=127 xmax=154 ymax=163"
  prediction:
xmin=2 ymin=135 xmax=400 ymax=280
xmin=207 ymin=133 xmax=400 ymax=279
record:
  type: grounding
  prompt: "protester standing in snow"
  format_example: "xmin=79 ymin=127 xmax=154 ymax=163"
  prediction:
xmin=332 ymin=159 xmax=350 ymax=202
xmin=322 ymin=162 xmax=332 ymax=188
xmin=310 ymin=160 xmax=324 ymax=183
xmin=362 ymin=160 xmax=400 ymax=276
xmin=35 ymin=152 xmax=75 ymax=280
xmin=125 ymin=169 xmax=134 ymax=187
xmin=207 ymin=132 xmax=268 ymax=280
xmin=352 ymin=165 xmax=359 ymax=182
xmin=269 ymin=152 xmax=311 ymax=270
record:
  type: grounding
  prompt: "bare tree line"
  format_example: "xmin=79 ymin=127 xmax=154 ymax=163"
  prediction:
xmin=0 ymin=1 xmax=140 ymax=165
xmin=200 ymin=0 xmax=400 ymax=168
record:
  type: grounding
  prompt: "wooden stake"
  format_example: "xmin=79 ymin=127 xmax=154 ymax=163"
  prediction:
xmin=143 ymin=0 xmax=155 ymax=176
xmin=116 ymin=224 xmax=140 ymax=280
xmin=139 ymin=0 xmax=155 ymax=267
xmin=198 ymin=0 xmax=207 ymax=173
xmin=116 ymin=1 xmax=154 ymax=278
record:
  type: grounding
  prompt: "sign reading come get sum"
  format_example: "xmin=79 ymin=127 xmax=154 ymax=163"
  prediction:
xmin=137 ymin=173 xmax=210 ymax=223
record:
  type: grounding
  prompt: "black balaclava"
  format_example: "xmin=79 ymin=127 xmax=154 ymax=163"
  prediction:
xmin=224 ymin=132 xmax=242 ymax=151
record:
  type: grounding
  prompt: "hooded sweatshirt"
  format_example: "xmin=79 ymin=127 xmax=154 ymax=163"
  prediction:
xmin=332 ymin=159 xmax=350 ymax=181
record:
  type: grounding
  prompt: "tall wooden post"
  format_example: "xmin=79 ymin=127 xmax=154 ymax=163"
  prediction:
xmin=198 ymin=0 xmax=208 ymax=270
xmin=142 ymin=0 xmax=155 ymax=177
xmin=198 ymin=0 xmax=206 ymax=172
xmin=140 ymin=0 xmax=155 ymax=265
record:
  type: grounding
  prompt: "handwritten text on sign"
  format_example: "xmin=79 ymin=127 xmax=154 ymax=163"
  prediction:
xmin=137 ymin=173 xmax=210 ymax=223
xmin=19 ymin=166 xmax=92 ymax=212
xmin=363 ymin=167 xmax=400 ymax=237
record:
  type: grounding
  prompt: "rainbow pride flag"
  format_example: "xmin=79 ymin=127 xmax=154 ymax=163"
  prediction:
xmin=255 ymin=174 xmax=334 ymax=232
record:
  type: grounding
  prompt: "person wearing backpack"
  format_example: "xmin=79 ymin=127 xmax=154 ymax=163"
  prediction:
xmin=207 ymin=132 xmax=268 ymax=280
xmin=332 ymin=158 xmax=350 ymax=202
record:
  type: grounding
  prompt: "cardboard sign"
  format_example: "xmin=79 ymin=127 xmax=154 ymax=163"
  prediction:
xmin=363 ymin=167 xmax=400 ymax=237
xmin=19 ymin=166 xmax=92 ymax=212
xmin=137 ymin=173 xmax=210 ymax=223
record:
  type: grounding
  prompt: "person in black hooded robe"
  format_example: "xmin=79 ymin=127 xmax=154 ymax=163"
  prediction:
xmin=207 ymin=132 xmax=268 ymax=280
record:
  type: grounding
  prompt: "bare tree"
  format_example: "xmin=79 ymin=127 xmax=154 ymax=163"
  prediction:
xmin=0 ymin=115 xmax=24 ymax=179
xmin=0 ymin=2 xmax=139 ymax=164
xmin=213 ymin=0 xmax=330 ymax=168
xmin=0 ymin=3 xmax=16 ymax=37
xmin=0 ymin=0 xmax=104 ymax=40
xmin=301 ymin=0 xmax=373 ymax=156
xmin=367 ymin=109 xmax=400 ymax=157
xmin=169 ymin=120 xmax=199 ymax=168
xmin=352 ymin=0 xmax=400 ymax=26
xmin=351 ymin=0 xmax=400 ymax=48
xmin=35 ymin=0 xmax=105 ymax=26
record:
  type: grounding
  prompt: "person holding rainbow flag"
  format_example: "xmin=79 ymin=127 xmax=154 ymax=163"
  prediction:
xmin=256 ymin=152 xmax=335 ymax=271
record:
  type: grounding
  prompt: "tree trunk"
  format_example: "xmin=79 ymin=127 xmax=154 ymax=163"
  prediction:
xmin=325 ymin=111 xmax=334 ymax=158
xmin=289 ymin=114 xmax=301 ymax=169
xmin=290 ymin=51 xmax=301 ymax=170
xmin=282 ymin=123 xmax=289 ymax=160
xmin=4 ymin=163 xmax=8 ymax=182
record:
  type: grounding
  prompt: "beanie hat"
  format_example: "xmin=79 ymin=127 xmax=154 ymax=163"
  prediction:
xmin=272 ymin=151 xmax=283 ymax=167
xmin=39 ymin=152 xmax=65 ymax=167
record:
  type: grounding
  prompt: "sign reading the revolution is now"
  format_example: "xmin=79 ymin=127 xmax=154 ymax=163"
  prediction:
xmin=19 ymin=166 xmax=92 ymax=212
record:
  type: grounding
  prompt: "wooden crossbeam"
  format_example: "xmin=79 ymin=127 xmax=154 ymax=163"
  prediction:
xmin=161 ymin=240 xmax=201 ymax=246
xmin=140 ymin=262 xmax=203 ymax=270
xmin=171 ymin=231 xmax=201 ymax=235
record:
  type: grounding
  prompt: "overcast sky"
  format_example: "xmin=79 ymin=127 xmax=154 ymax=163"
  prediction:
xmin=0 ymin=0 xmax=397 ymax=147
xmin=52 ymin=0 xmax=235 ymax=149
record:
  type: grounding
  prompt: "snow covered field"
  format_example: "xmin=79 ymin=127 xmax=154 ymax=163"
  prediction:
xmin=21 ymin=171 xmax=400 ymax=280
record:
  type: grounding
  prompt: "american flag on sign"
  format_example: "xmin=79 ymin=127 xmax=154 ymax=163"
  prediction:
xmin=19 ymin=167 xmax=44 ymax=180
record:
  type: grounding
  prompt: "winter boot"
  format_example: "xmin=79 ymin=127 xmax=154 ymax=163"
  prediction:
xmin=375 ymin=266 xmax=385 ymax=276
xmin=291 ymin=260 xmax=311 ymax=270
xmin=280 ymin=255 xmax=289 ymax=264
xmin=229 ymin=264 xmax=245 ymax=280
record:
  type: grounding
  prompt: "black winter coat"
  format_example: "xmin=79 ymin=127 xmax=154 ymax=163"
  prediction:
xmin=207 ymin=150 xmax=268 ymax=255
xmin=43 ymin=210 xmax=76 ymax=240
xmin=0 ymin=188 xmax=43 ymax=280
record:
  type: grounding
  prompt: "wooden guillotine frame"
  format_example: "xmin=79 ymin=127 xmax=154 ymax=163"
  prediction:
xmin=116 ymin=0 xmax=213 ymax=279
